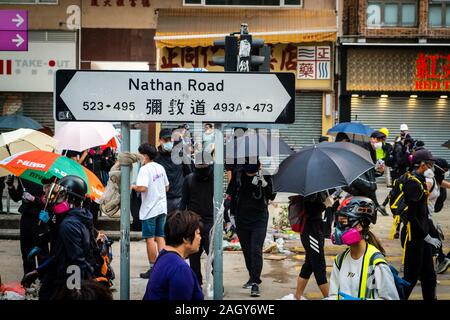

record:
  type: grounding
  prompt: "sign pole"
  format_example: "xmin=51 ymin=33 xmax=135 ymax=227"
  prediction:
xmin=120 ymin=121 xmax=131 ymax=300
xmin=213 ymin=123 xmax=224 ymax=300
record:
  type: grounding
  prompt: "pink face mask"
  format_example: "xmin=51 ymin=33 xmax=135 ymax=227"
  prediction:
xmin=54 ymin=201 xmax=70 ymax=215
xmin=341 ymin=227 xmax=362 ymax=246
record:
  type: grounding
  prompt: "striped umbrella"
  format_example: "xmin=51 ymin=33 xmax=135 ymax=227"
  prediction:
xmin=0 ymin=150 xmax=104 ymax=201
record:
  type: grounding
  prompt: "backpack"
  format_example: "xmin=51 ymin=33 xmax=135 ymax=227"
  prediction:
xmin=91 ymin=232 xmax=115 ymax=287
xmin=388 ymin=172 xmax=425 ymax=218
xmin=287 ymin=195 xmax=306 ymax=234
xmin=434 ymin=186 xmax=447 ymax=213
xmin=335 ymin=245 xmax=410 ymax=300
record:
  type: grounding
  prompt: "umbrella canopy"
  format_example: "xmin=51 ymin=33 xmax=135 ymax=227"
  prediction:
xmin=54 ymin=122 xmax=116 ymax=152
xmin=273 ymin=142 xmax=375 ymax=196
xmin=0 ymin=129 xmax=58 ymax=176
xmin=0 ymin=150 xmax=104 ymax=201
xmin=0 ymin=114 xmax=43 ymax=130
xmin=442 ymin=140 xmax=450 ymax=149
xmin=327 ymin=122 xmax=375 ymax=141
xmin=225 ymin=130 xmax=294 ymax=162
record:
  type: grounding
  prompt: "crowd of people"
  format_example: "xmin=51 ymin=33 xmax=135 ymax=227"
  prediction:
xmin=3 ymin=121 xmax=450 ymax=301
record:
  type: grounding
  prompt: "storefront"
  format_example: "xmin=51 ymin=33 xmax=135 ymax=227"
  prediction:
xmin=0 ymin=31 xmax=77 ymax=132
xmin=340 ymin=45 xmax=450 ymax=160
xmin=155 ymin=8 xmax=337 ymax=151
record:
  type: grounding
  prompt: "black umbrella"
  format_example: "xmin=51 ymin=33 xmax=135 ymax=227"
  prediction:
xmin=224 ymin=130 xmax=294 ymax=162
xmin=442 ymin=140 xmax=450 ymax=149
xmin=273 ymin=142 xmax=374 ymax=196
xmin=0 ymin=114 xmax=43 ymax=130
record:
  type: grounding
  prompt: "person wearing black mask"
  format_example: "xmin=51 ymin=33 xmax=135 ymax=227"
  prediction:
xmin=179 ymin=157 xmax=214 ymax=286
xmin=225 ymin=160 xmax=276 ymax=297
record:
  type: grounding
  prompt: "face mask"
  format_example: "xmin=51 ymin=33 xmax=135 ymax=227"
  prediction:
xmin=331 ymin=226 xmax=362 ymax=246
xmin=373 ymin=142 xmax=382 ymax=149
xmin=162 ymin=142 xmax=173 ymax=152
xmin=54 ymin=201 xmax=70 ymax=215
xmin=445 ymin=171 xmax=450 ymax=179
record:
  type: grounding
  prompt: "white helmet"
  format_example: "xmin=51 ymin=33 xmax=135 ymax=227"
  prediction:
xmin=400 ymin=123 xmax=409 ymax=131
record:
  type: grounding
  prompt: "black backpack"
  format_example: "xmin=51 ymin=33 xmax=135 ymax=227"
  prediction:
xmin=434 ymin=186 xmax=447 ymax=213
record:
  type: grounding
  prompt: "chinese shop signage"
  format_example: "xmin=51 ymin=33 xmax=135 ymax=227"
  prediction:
xmin=415 ymin=53 xmax=450 ymax=91
xmin=159 ymin=44 xmax=333 ymax=90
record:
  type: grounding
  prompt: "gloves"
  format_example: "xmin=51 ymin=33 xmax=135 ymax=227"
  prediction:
xmin=5 ymin=175 xmax=14 ymax=187
xmin=21 ymin=270 xmax=39 ymax=288
xmin=22 ymin=192 xmax=35 ymax=202
xmin=39 ymin=210 xmax=50 ymax=223
xmin=424 ymin=234 xmax=442 ymax=248
xmin=27 ymin=246 xmax=41 ymax=261
xmin=252 ymin=172 xmax=268 ymax=187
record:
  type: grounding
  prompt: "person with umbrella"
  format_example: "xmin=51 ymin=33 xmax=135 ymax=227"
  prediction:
xmin=225 ymin=159 xmax=276 ymax=297
xmin=292 ymin=191 xmax=330 ymax=300
xmin=6 ymin=174 xmax=49 ymax=282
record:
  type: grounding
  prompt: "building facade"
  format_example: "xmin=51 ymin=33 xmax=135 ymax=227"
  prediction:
xmin=339 ymin=0 xmax=450 ymax=159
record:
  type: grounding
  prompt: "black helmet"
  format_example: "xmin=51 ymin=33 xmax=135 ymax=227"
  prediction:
xmin=58 ymin=175 xmax=88 ymax=201
xmin=337 ymin=196 xmax=376 ymax=226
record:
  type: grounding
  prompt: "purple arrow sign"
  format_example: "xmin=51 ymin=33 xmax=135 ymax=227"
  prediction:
xmin=0 ymin=31 xmax=28 ymax=51
xmin=0 ymin=10 xmax=28 ymax=31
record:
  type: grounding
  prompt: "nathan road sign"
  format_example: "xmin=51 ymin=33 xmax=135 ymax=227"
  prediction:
xmin=54 ymin=70 xmax=295 ymax=124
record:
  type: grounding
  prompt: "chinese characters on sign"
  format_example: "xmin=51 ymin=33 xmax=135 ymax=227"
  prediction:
xmin=297 ymin=46 xmax=331 ymax=80
xmin=415 ymin=53 xmax=450 ymax=91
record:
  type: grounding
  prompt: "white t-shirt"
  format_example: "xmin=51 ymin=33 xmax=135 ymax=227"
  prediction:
xmin=328 ymin=251 xmax=399 ymax=300
xmin=426 ymin=176 xmax=440 ymax=216
xmin=136 ymin=162 xmax=169 ymax=220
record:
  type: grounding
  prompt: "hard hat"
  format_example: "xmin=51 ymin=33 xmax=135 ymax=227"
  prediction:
xmin=379 ymin=127 xmax=389 ymax=138
xmin=400 ymin=124 xmax=409 ymax=131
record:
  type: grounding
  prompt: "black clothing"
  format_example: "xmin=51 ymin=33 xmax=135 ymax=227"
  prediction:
xmin=299 ymin=197 xmax=327 ymax=286
xmin=236 ymin=227 xmax=266 ymax=285
xmin=189 ymin=222 xmax=213 ymax=285
xmin=179 ymin=172 xmax=214 ymax=224
xmin=401 ymin=170 xmax=435 ymax=300
xmin=8 ymin=179 xmax=48 ymax=275
xmin=130 ymin=190 xmax=142 ymax=231
xmin=155 ymin=148 xmax=191 ymax=200
xmin=226 ymin=172 xmax=275 ymax=230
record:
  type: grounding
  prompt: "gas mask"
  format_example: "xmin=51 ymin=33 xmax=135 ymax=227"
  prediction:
xmin=331 ymin=225 xmax=362 ymax=246
xmin=45 ymin=182 xmax=71 ymax=215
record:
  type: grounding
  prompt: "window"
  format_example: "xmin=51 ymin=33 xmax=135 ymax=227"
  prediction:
xmin=367 ymin=1 xmax=417 ymax=27
xmin=429 ymin=2 xmax=450 ymax=27
xmin=183 ymin=0 xmax=302 ymax=6
xmin=0 ymin=0 xmax=57 ymax=3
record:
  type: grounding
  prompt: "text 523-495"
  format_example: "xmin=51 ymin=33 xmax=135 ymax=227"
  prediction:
xmin=82 ymin=101 xmax=135 ymax=111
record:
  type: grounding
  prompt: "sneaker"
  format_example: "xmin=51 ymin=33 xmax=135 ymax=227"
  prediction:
xmin=436 ymin=258 xmax=450 ymax=274
xmin=250 ymin=284 xmax=260 ymax=297
xmin=140 ymin=268 xmax=153 ymax=279
xmin=242 ymin=281 xmax=253 ymax=289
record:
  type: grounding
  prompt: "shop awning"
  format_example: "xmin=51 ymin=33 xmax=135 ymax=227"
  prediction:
xmin=154 ymin=8 xmax=337 ymax=48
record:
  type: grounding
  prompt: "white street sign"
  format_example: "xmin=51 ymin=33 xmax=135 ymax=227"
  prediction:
xmin=55 ymin=70 xmax=295 ymax=124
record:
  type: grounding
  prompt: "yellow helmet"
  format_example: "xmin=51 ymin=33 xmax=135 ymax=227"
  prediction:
xmin=379 ymin=127 xmax=389 ymax=138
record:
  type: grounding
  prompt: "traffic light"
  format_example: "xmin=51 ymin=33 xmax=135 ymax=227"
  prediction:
xmin=212 ymin=35 xmax=238 ymax=72
xmin=212 ymin=24 xmax=271 ymax=72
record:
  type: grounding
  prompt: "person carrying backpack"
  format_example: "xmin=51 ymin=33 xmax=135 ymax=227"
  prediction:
xmin=427 ymin=158 xmax=450 ymax=274
xmin=292 ymin=192 xmax=330 ymax=300
xmin=401 ymin=149 xmax=440 ymax=300
xmin=327 ymin=196 xmax=400 ymax=300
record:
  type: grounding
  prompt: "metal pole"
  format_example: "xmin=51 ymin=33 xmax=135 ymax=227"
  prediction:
xmin=120 ymin=122 xmax=131 ymax=300
xmin=213 ymin=123 xmax=224 ymax=300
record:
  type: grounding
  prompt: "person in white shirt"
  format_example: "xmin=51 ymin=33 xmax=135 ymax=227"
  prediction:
xmin=131 ymin=143 xmax=169 ymax=279
xmin=327 ymin=196 xmax=399 ymax=300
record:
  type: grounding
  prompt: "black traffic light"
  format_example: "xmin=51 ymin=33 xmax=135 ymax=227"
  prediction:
xmin=212 ymin=35 xmax=238 ymax=72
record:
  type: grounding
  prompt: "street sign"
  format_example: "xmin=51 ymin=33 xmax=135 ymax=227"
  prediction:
xmin=55 ymin=70 xmax=295 ymax=123
xmin=0 ymin=31 xmax=27 ymax=51
xmin=0 ymin=10 xmax=27 ymax=31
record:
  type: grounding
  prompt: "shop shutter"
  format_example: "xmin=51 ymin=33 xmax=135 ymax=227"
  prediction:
xmin=279 ymin=92 xmax=323 ymax=151
xmin=351 ymin=96 xmax=450 ymax=161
